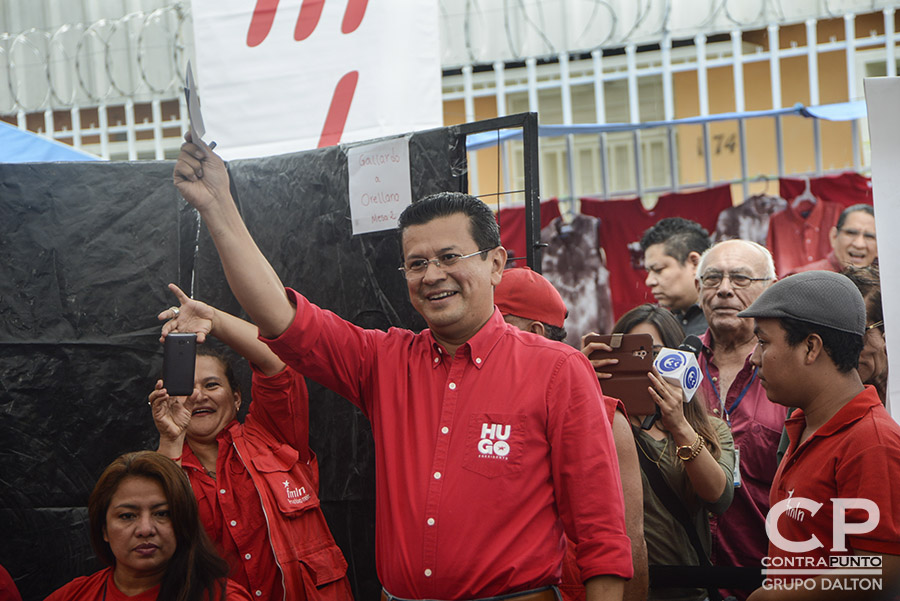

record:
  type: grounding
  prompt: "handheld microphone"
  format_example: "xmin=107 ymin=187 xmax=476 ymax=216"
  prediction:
xmin=641 ymin=336 xmax=705 ymax=430
xmin=678 ymin=335 xmax=703 ymax=358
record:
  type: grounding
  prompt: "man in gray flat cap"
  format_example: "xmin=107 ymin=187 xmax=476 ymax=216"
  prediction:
xmin=742 ymin=271 xmax=900 ymax=600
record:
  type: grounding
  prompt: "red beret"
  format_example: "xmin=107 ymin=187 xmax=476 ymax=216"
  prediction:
xmin=494 ymin=267 xmax=568 ymax=328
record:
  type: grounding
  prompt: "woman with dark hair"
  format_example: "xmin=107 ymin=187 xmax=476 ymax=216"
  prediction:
xmin=585 ymin=304 xmax=734 ymax=601
xmin=147 ymin=284 xmax=352 ymax=601
xmin=45 ymin=451 xmax=249 ymax=601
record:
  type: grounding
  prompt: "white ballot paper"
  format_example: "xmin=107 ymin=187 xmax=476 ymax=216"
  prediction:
xmin=184 ymin=61 xmax=206 ymax=144
xmin=347 ymin=137 xmax=412 ymax=235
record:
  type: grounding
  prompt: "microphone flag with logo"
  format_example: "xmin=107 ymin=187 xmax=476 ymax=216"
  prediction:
xmin=652 ymin=335 xmax=704 ymax=402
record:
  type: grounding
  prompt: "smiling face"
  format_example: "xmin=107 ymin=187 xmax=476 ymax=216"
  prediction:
xmin=643 ymin=244 xmax=700 ymax=312
xmin=699 ymin=241 xmax=772 ymax=342
xmin=830 ymin=210 xmax=877 ymax=267
xmin=401 ymin=213 xmax=505 ymax=351
xmin=185 ymin=355 xmax=241 ymax=444
xmin=104 ymin=476 xmax=176 ymax=583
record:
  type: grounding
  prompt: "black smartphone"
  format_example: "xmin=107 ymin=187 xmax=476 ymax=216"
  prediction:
xmin=163 ymin=333 xmax=197 ymax=396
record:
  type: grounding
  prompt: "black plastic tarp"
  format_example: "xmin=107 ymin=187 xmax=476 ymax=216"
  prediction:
xmin=0 ymin=126 xmax=466 ymax=601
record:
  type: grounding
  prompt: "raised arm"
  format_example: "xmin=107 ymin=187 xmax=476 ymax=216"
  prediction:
xmin=172 ymin=134 xmax=295 ymax=338
xmin=160 ymin=283 xmax=285 ymax=376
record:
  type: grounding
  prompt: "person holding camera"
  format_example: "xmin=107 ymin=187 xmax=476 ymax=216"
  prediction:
xmin=584 ymin=304 xmax=734 ymax=601
xmin=149 ymin=284 xmax=353 ymax=601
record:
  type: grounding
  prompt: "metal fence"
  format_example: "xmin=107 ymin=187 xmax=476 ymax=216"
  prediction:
xmin=1 ymin=2 xmax=894 ymax=201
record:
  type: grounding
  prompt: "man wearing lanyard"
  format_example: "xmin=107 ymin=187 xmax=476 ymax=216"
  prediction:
xmin=695 ymin=240 xmax=788 ymax=599
xmin=172 ymin=137 xmax=632 ymax=601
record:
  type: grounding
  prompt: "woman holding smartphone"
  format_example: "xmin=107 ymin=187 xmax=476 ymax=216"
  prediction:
xmin=148 ymin=284 xmax=353 ymax=601
xmin=583 ymin=304 xmax=734 ymax=601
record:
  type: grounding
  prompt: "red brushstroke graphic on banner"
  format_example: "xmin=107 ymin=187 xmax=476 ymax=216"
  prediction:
xmin=246 ymin=0 xmax=368 ymax=146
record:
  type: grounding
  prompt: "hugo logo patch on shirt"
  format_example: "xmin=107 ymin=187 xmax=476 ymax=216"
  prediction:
xmin=463 ymin=413 xmax=526 ymax=478
xmin=478 ymin=422 xmax=511 ymax=458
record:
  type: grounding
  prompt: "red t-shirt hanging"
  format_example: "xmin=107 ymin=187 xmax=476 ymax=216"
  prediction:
xmin=581 ymin=185 xmax=732 ymax=321
xmin=765 ymin=199 xmax=842 ymax=277
xmin=496 ymin=200 xmax=561 ymax=266
xmin=779 ymin=172 xmax=872 ymax=209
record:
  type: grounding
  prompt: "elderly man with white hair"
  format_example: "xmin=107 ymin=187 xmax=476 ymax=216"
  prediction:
xmin=694 ymin=240 xmax=788 ymax=599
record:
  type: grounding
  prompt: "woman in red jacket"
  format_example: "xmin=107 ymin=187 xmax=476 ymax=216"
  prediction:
xmin=148 ymin=284 xmax=353 ymax=601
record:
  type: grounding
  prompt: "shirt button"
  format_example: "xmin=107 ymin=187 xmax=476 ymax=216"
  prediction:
xmin=219 ymin=489 xmax=226 ymax=495
xmin=424 ymin=569 xmax=433 ymax=577
xmin=434 ymin=471 xmax=442 ymax=479
xmin=230 ymin=520 xmax=237 ymax=527
xmin=434 ymin=356 xmax=439 ymax=363
xmin=448 ymin=382 xmax=456 ymax=390
xmin=475 ymin=357 xmax=482 ymax=364
xmin=245 ymin=553 xmax=252 ymax=560
xmin=441 ymin=426 xmax=449 ymax=434
xmin=427 ymin=518 xmax=435 ymax=526
xmin=255 ymin=591 xmax=263 ymax=597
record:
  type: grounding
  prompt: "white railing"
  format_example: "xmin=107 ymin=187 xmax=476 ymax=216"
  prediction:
xmin=1 ymin=3 xmax=894 ymax=202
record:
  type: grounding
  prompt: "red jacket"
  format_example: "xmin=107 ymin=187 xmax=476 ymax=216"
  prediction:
xmin=183 ymin=366 xmax=353 ymax=601
xmin=231 ymin=418 xmax=352 ymax=601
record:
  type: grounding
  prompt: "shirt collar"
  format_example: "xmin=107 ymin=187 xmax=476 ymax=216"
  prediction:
xmin=786 ymin=195 xmax=824 ymax=221
xmin=785 ymin=385 xmax=882 ymax=445
xmin=673 ymin=303 xmax=703 ymax=320
xmin=427 ymin=308 xmax=507 ymax=369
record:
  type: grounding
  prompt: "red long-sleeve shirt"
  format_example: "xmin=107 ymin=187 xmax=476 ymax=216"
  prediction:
xmin=264 ymin=288 xmax=632 ymax=599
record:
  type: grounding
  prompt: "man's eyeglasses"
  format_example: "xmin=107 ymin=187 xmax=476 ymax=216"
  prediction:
xmin=866 ymin=320 xmax=884 ymax=332
xmin=398 ymin=248 xmax=495 ymax=280
xmin=699 ymin=272 xmax=772 ymax=289
xmin=838 ymin=228 xmax=876 ymax=242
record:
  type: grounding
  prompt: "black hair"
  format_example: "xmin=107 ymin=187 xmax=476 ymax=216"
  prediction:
xmin=544 ymin=323 xmax=568 ymax=343
xmin=779 ymin=316 xmax=864 ymax=373
xmin=613 ymin=303 xmax=685 ymax=349
xmin=397 ymin=192 xmax=501 ymax=254
xmin=835 ymin=204 xmax=874 ymax=230
xmin=196 ymin=346 xmax=240 ymax=393
xmin=842 ymin=264 xmax=883 ymax=332
xmin=639 ymin=217 xmax=711 ymax=263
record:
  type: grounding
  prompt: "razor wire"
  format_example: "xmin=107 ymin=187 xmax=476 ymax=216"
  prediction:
xmin=0 ymin=2 xmax=189 ymax=114
xmin=0 ymin=0 xmax=891 ymax=116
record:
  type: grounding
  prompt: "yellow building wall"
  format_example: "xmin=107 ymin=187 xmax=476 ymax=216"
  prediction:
xmin=443 ymin=96 xmax=502 ymax=198
xmin=675 ymin=14 xmax=888 ymax=202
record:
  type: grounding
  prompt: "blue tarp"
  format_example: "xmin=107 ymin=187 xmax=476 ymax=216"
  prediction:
xmin=466 ymin=100 xmax=868 ymax=151
xmin=0 ymin=120 xmax=102 ymax=163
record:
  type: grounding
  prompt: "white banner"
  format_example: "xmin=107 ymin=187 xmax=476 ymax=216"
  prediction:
xmin=190 ymin=0 xmax=442 ymax=160
xmin=863 ymin=77 xmax=899 ymax=419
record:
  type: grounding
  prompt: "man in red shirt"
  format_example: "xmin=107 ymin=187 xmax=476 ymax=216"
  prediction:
xmin=695 ymin=240 xmax=787 ymax=599
xmin=789 ymin=204 xmax=877 ymax=275
xmin=740 ymin=271 xmax=900 ymax=600
xmin=494 ymin=266 xmax=648 ymax=601
xmin=173 ymin=138 xmax=632 ymax=601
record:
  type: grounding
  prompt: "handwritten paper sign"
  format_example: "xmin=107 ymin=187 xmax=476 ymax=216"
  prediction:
xmin=347 ymin=136 xmax=412 ymax=235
